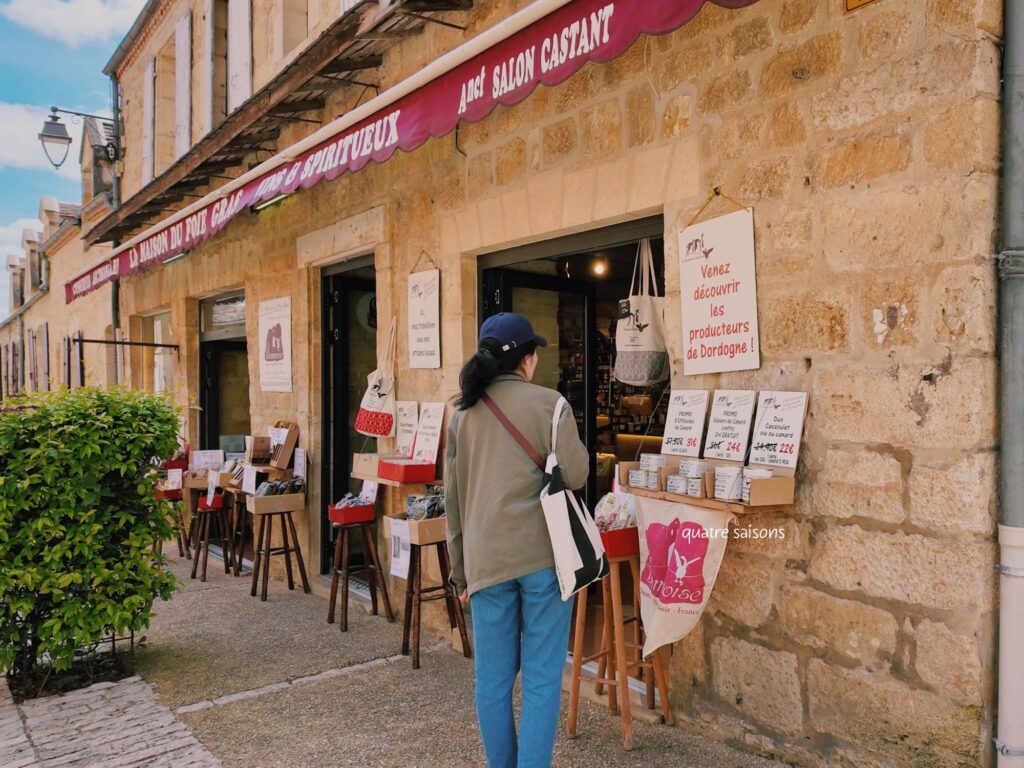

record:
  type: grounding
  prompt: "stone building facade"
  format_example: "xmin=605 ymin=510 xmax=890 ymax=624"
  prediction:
xmin=9 ymin=0 xmax=1007 ymax=765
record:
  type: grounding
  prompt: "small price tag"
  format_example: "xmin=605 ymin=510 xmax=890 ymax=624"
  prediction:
xmin=749 ymin=391 xmax=808 ymax=469
xmin=704 ymin=390 xmax=756 ymax=462
xmin=242 ymin=466 xmax=258 ymax=496
xmin=166 ymin=468 xmax=183 ymax=490
xmin=206 ymin=474 xmax=218 ymax=506
xmin=661 ymin=390 xmax=709 ymax=457
xmin=389 ymin=518 xmax=411 ymax=579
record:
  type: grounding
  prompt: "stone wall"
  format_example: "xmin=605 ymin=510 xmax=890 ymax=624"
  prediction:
xmin=106 ymin=0 xmax=1002 ymax=764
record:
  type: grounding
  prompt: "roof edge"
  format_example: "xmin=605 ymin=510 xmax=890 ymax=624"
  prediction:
xmin=104 ymin=0 xmax=162 ymax=76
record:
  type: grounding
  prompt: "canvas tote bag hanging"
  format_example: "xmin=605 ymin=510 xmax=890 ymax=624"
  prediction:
xmin=482 ymin=394 xmax=609 ymax=601
xmin=615 ymin=238 xmax=669 ymax=386
xmin=354 ymin=318 xmax=397 ymax=438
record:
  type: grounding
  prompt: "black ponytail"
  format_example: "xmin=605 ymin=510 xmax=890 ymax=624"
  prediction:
xmin=456 ymin=337 xmax=538 ymax=409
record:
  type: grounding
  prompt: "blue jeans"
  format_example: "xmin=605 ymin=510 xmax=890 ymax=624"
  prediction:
xmin=470 ymin=567 xmax=573 ymax=768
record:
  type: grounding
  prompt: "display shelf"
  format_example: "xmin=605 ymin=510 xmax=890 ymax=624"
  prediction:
xmin=351 ymin=471 xmax=442 ymax=488
xmin=625 ymin=485 xmax=793 ymax=515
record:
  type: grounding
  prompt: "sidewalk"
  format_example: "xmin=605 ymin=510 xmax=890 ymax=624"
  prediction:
xmin=6 ymin=553 xmax=786 ymax=767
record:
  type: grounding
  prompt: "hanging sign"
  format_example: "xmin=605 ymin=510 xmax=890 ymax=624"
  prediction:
xmin=703 ymin=390 xmax=756 ymax=462
xmin=66 ymin=0 xmax=757 ymax=304
xmin=412 ymin=402 xmax=445 ymax=464
xmin=661 ymin=390 xmax=710 ymax=457
xmin=395 ymin=401 xmax=419 ymax=457
xmin=679 ymin=208 xmax=760 ymax=375
xmin=408 ymin=270 xmax=441 ymax=369
xmin=749 ymin=391 xmax=808 ymax=470
xmin=258 ymin=297 xmax=292 ymax=392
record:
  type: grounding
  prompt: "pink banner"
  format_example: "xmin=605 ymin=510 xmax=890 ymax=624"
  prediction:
xmin=67 ymin=0 xmax=756 ymax=303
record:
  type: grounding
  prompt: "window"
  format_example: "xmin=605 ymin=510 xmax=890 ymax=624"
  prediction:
xmin=141 ymin=312 xmax=176 ymax=395
xmin=174 ymin=11 xmax=193 ymax=159
xmin=204 ymin=0 xmax=229 ymax=132
xmin=227 ymin=0 xmax=252 ymax=112
xmin=142 ymin=57 xmax=155 ymax=184
xmin=282 ymin=0 xmax=308 ymax=55
xmin=155 ymin=36 xmax=177 ymax=174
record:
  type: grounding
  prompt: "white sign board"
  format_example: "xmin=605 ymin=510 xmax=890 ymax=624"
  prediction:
xmin=395 ymin=401 xmax=419 ymax=458
xmin=661 ymin=390 xmax=710 ymax=457
xmin=412 ymin=402 xmax=445 ymax=464
xmin=258 ymin=296 xmax=292 ymax=392
xmin=190 ymin=450 xmax=224 ymax=471
xmin=389 ymin=518 xmax=411 ymax=579
xmin=679 ymin=209 xmax=760 ymax=375
xmin=749 ymin=391 xmax=808 ymax=470
xmin=408 ymin=270 xmax=441 ymax=369
xmin=293 ymin=447 xmax=307 ymax=479
xmin=206 ymin=474 xmax=218 ymax=506
xmin=242 ymin=465 xmax=258 ymax=495
xmin=166 ymin=468 xmax=183 ymax=490
xmin=704 ymin=390 xmax=756 ymax=462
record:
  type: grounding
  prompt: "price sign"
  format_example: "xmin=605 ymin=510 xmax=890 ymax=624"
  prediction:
xmin=412 ymin=402 xmax=445 ymax=464
xmin=395 ymin=401 xmax=419 ymax=458
xmin=749 ymin=391 xmax=808 ymax=469
xmin=661 ymin=390 xmax=710 ymax=457
xmin=206 ymin=474 xmax=218 ymax=506
xmin=242 ymin=466 xmax=258 ymax=495
xmin=704 ymin=390 xmax=756 ymax=462
xmin=389 ymin=518 xmax=411 ymax=579
xmin=166 ymin=468 xmax=183 ymax=490
xmin=293 ymin=448 xmax=306 ymax=479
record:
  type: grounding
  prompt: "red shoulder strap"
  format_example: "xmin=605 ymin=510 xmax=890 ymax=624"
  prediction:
xmin=481 ymin=393 xmax=545 ymax=471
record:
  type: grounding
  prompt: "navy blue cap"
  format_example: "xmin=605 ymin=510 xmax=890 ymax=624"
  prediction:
xmin=479 ymin=312 xmax=548 ymax=352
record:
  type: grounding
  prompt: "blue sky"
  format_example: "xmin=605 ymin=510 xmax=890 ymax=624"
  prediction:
xmin=0 ymin=0 xmax=146 ymax=314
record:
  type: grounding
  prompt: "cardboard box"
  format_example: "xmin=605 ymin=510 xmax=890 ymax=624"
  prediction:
xmin=246 ymin=493 xmax=306 ymax=515
xmin=269 ymin=421 xmax=299 ymax=469
xmin=183 ymin=471 xmax=210 ymax=489
xmin=328 ymin=503 xmax=376 ymax=525
xmin=703 ymin=459 xmax=796 ymax=507
xmin=378 ymin=458 xmax=436 ymax=484
xmin=601 ymin=526 xmax=640 ymax=558
xmin=384 ymin=514 xmax=447 ymax=545
xmin=245 ymin=436 xmax=272 ymax=465
xmin=352 ymin=452 xmax=380 ymax=479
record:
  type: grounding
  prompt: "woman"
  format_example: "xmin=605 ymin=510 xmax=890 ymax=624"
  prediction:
xmin=446 ymin=312 xmax=589 ymax=768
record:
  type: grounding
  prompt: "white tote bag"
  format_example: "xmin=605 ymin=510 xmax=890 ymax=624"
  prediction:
xmin=615 ymin=239 xmax=669 ymax=386
xmin=354 ymin=319 xmax=397 ymax=438
xmin=636 ymin=496 xmax=734 ymax=656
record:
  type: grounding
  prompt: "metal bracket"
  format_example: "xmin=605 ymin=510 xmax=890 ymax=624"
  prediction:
xmin=998 ymin=250 xmax=1024 ymax=280
xmin=76 ymin=337 xmax=180 ymax=358
xmin=996 ymin=563 xmax=1024 ymax=578
xmin=399 ymin=11 xmax=466 ymax=30
xmin=994 ymin=737 xmax=1024 ymax=757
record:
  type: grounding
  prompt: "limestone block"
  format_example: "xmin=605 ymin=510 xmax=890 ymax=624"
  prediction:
xmin=859 ymin=278 xmax=921 ymax=348
xmin=626 ymin=144 xmax=672 ymax=214
xmin=467 ymin=152 xmax=493 ymax=199
xmin=925 ymin=99 xmax=1000 ymax=173
xmin=807 ymin=659 xmax=982 ymax=762
xmin=561 ymin=165 xmax=597 ymax=228
xmin=668 ymin=619 xmax=707 ymax=709
xmin=914 ymin=619 xmax=983 ymax=705
xmin=808 ymin=525 xmax=995 ymax=612
xmin=728 ymin=516 xmax=804 ymax=560
xmin=591 ymin=156 xmax=632 ymax=221
xmin=526 ymin=169 xmax=565 ymax=238
xmin=654 ymin=40 xmax=713 ymax=93
xmin=580 ymin=99 xmax=622 ymax=159
xmin=814 ymin=357 xmax=996 ymax=449
xmin=778 ymin=585 xmax=898 ymax=665
xmin=760 ymin=291 xmax=849 ymax=354
xmin=909 ymin=453 xmax=996 ymax=536
xmin=761 ymin=33 xmax=844 ymax=100
xmin=717 ymin=112 xmax=767 ymax=161
xmin=495 ymin=139 xmax=526 ymax=187
xmin=699 ymin=69 xmax=752 ymax=115
xmin=928 ymin=0 xmax=980 ymax=31
xmin=542 ymin=117 xmax=577 ymax=166
xmin=811 ymin=450 xmax=905 ymax=524
xmin=553 ymin=64 xmax=602 ymax=113
xmin=711 ymin=638 xmax=803 ymax=736
xmin=725 ymin=17 xmax=773 ymax=60
xmin=932 ymin=262 xmax=996 ymax=354
xmin=767 ymin=102 xmax=806 ymax=149
xmin=810 ymin=128 xmax=912 ymax=189
xmin=739 ymin=156 xmax=792 ymax=202
xmin=709 ymin=552 xmax=778 ymax=627
xmin=660 ymin=93 xmax=692 ymax=140
xmin=499 ymin=187 xmax=532 ymax=243
xmin=859 ymin=10 xmax=916 ymax=64
xmin=625 ymin=85 xmax=655 ymax=149
xmin=764 ymin=208 xmax=813 ymax=252
xmin=779 ymin=0 xmax=817 ymax=34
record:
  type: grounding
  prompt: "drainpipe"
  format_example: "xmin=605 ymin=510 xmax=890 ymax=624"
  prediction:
xmin=998 ymin=1 xmax=1024 ymax=764
xmin=110 ymin=73 xmax=122 ymax=209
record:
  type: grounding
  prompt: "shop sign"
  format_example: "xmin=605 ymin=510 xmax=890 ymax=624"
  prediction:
xmin=258 ymin=297 xmax=292 ymax=392
xmin=66 ymin=0 xmax=757 ymax=303
xmin=679 ymin=209 xmax=760 ymax=375
xmin=395 ymin=401 xmax=419 ymax=457
xmin=748 ymin=391 xmax=808 ymax=470
xmin=703 ymin=390 xmax=756 ymax=462
xmin=661 ymin=390 xmax=709 ymax=457
xmin=408 ymin=270 xmax=441 ymax=369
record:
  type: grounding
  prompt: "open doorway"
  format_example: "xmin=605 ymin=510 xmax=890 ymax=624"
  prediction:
xmin=199 ymin=292 xmax=251 ymax=452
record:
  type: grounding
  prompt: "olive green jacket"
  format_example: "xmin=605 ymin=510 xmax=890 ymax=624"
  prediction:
xmin=445 ymin=374 xmax=590 ymax=595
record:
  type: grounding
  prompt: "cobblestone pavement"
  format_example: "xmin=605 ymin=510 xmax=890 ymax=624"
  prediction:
xmin=0 ymin=676 xmax=220 ymax=768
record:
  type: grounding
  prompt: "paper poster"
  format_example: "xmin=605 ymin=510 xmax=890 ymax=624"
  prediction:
xmin=704 ymin=390 xmax=756 ymax=462
xmin=259 ymin=296 xmax=292 ymax=392
xmin=662 ymin=390 xmax=710 ymax=457
xmin=749 ymin=391 xmax=808 ymax=470
xmin=679 ymin=209 xmax=760 ymax=375
xmin=408 ymin=270 xmax=441 ymax=369
xmin=361 ymin=480 xmax=379 ymax=503
xmin=389 ymin=518 xmax=411 ymax=578
xmin=293 ymin=448 xmax=307 ymax=479
xmin=412 ymin=402 xmax=445 ymax=464
xmin=206 ymin=474 xmax=218 ymax=506
xmin=166 ymin=468 xmax=183 ymax=490
xmin=395 ymin=401 xmax=419 ymax=458
xmin=242 ymin=465 xmax=258 ymax=495
xmin=190 ymin=449 xmax=224 ymax=471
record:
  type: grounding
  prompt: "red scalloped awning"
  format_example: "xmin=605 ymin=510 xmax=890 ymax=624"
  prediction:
xmin=67 ymin=0 xmax=757 ymax=303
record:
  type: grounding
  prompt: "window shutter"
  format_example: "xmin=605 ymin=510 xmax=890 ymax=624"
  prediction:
xmin=26 ymin=329 xmax=36 ymax=393
xmin=41 ymin=323 xmax=50 ymax=391
xmin=72 ymin=332 xmax=83 ymax=389
xmin=1 ymin=343 xmax=6 ymax=400
xmin=227 ymin=0 xmax=251 ymax=112
xmin=201 ymin=0 xmax=214 ymax=135
xmin=174 ymin=11 xmax=192 ymax=159
xmin=62 ymin=336 xmax=70 ymax=388
xmin=143 ymin=56 xmax=156 ymax=184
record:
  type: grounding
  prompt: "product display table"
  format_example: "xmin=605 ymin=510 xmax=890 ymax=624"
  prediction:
xmin=567 ymin=553 xmax=672 ymax=751
xmin=400 ymin=539 xmax=471 ymax=669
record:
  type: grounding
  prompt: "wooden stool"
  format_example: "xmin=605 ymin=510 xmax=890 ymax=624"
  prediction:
xmin=328 ymin=522 xmax=394 ymax=631
xmin=400 ymin=540 xmax=471 ymax=669
xmin=225 ymin=490 xmax=249 ymax=577
xmin=250 ymin=510 xmax=311 ymax=601
xmin=567 ymin=554 xmax=673 ymax=751
xmin=190 ymin=493 xmax=230 ymax=582
xmin=156 ymin=489 xmax=190 ymax=559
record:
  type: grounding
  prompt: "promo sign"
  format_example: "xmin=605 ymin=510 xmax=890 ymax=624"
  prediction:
xmin=412 ymin=402 xmax=445 ymax=465
xmin=749 ymin=391 xmax=808 ymax=469
xmin=661 ymin=390 xmax=710 ymax=457
xmin=679 ymin=209 xmax=760 ymax=375
xmin=703 ymin=390 xmax=756 ymax=462
xmin=395 ymin=401 xmax=419 ymax=457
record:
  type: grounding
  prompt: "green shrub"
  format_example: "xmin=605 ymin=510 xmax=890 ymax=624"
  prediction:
xmin=0 ymin=387 xmax=180 ymax=685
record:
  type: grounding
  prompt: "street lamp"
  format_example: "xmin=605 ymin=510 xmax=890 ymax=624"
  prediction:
xmin=37 ymin=106 xmax=119 ymax=170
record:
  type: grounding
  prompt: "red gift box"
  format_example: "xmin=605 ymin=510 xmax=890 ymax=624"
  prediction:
xmin=377 ymin=459 xmax=436 ymax=484
xmin=328 ymin=503 xmax=376 ymax=525
xmin=156 ymin=489 xmax=182 ymax=502
xmin=161 ymin=459 xmax=188 ymax=471
xmin=601 ymin=526 xmax=640 ymax=558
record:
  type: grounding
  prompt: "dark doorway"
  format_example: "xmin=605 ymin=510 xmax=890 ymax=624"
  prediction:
xmin=321 ymin=260 xmax=377 ymax=573
xmin=199 ymin=339 xmax=251 ymax=451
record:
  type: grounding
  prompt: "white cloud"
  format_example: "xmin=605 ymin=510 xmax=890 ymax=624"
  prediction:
xmin=0 ymin=0 xmax=146 ymax=48
xmin=0 ymin=216 xmax=43 ymax=320
xmin=0 ymin=102 xmax=96 ymax=182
